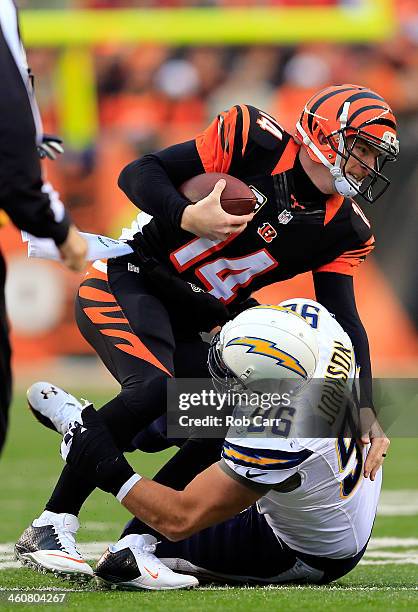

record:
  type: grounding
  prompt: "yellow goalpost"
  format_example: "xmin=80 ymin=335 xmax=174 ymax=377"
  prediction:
xmin=20 ymin=1 xmax=395 ymax=148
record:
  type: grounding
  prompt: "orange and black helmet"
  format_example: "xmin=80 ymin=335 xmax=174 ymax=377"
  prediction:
xmin=296 ymin=84 xmax=399 ymax=202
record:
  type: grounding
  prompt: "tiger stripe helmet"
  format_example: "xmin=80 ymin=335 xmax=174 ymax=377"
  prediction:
xmin=295 ymin=84 xmax=399 ymax=202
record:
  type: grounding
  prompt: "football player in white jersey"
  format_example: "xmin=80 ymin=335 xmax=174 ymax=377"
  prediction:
xmin=19 ymin=300 xmax=389 ymax=587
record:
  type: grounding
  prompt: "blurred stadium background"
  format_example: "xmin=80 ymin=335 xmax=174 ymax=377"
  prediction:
xmin=0 ymin=1 xmax=417 ymax=605
xmin=1 ymin=0 xmax=417 ymax=387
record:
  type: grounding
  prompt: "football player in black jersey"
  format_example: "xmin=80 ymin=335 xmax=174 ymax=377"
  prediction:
xmin=16 ymin=84 xmax=398 ymax=579
xmin=0 ymin=1 xmax=87 ymax=457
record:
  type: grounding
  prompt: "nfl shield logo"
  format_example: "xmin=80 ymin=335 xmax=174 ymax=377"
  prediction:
xmin=278 ymin=210 xmax=293 ymax=225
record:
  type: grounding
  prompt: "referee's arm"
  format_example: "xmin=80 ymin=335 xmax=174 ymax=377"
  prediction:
xmin=0 ymin=26 xmax=69 ymax=244
xmin=0 ymin=2 xmax=87 ymax=269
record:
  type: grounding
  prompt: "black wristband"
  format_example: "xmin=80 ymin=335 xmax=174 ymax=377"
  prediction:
xmin=95 ymin=455 xmax=135 ymax=497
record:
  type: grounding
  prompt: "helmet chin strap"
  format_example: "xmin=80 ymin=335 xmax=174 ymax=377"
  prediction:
xmin=329 ymin=102 xmax=360 ymax=197
xmin=331 ymin=173 xmax=359 ymax=198
xmin=296 ymin=101 xmax=360 ymax=198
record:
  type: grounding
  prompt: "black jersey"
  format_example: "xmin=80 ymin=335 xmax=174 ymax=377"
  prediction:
xmin=125 ymin=105 xmax=374 ymax=306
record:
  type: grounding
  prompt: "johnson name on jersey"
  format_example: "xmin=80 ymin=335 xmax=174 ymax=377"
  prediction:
xmin=225 ymin=299 xmax=357 ymax=440
xmin=278 ymin=298 xmax=357 ymax=438
xmin=219 ymin=299 xmax=377 ymax=559
xmin=123 ymin=105 xmax=375 ymax=307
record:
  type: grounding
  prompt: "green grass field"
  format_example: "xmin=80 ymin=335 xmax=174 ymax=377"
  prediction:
xmin=0 ymin=390 xmax=417 ymax=611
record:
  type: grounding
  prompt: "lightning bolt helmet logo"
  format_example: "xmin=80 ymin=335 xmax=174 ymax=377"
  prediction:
xmin=225 ymin=336 xmax=308 ymax=379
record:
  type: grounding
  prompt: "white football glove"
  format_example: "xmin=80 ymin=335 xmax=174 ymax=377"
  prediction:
xmin=38 ymin=134 xmax=64 ymax=160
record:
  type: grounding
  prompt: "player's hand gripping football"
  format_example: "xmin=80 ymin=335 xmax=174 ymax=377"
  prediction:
xmin=180 ymin=179 xmax=254 ymax=241
xmin=358 ymin=407 xmax=390 ymax=481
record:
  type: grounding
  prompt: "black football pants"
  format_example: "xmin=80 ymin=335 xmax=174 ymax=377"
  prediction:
xmin=136 ymin=504 xmax=368 ymax=584
xmin=46 ymin=255 xmax=222 ymax=515
xmin=0 ymin=251 xmax=12 ymax=456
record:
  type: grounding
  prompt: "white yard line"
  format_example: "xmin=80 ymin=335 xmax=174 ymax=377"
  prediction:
xmin=361 ymin=560 xmax=418 ymax=565
xmin=82 ymin=522 xmax=119 ymax=532
xmin=2 ymin=537 xmax=418 ymax=571
xmin=368 ymin=537 xmax=418 ymax=548
xmin=378 ymin=490 xmax=418 ymax=516
xmin=0 ymin=585 xmax=417 ymax=592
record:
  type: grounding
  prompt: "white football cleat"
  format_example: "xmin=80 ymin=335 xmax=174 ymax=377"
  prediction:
xmin=15 ymin=511 xmax=93 ymax=581
xmin=95 ymin=534 xmax=198 ymax=590
xmin=27 ymin=382 xmax=86 ymax=435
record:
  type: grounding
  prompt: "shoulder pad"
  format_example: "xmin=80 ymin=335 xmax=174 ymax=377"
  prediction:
xmin=246 ymin=105 xmax=290 ymax=151
xmin=350 ymin=200 xmax=373 ymax=242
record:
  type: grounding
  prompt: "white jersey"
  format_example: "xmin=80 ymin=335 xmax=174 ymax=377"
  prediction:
xmin=221 ymin=298 xmax=380 ymax=559
xmin=281 ymin=297 xmax=357 ymax=438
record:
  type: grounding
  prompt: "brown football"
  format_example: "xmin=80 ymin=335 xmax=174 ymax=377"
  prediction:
xmin=179 ymin=172 xmax=256 ymax=215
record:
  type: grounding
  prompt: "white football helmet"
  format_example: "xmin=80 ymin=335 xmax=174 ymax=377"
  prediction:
xmin=209 ymin=305 xmax=319 ymax=394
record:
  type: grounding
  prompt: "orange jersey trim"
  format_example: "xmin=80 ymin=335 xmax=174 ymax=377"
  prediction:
xmin=100 ymin=329 xmax=172 ymax=376
xmin=324 ymin=194 xmax=345 ymax=225
xmin=83 ymin=263 xmax=108 ymax=282
xmin=78 ymin=285 xmax=116 ymax=303
xmin=271 ymin=138 xmax=300 ymax=175
xmin=241 ymin=104 xmax=250 ymax=157
xmin=83 ymin=306 xmax=128 ymax=325
xmin=315 ymin=260 xmax=358 ymax=276
xmin=79 ymin=277 xmax=172 ymax=375
xmin=195 ymin=106 xmax=239 ymax=174
xmin=195 ymin=130 xmax=216 ymax=173
xmin=315 ymin=236 xmax=375 ymax=276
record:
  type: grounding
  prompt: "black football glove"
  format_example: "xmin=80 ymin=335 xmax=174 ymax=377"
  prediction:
xmin=61 ymin=405 xmax=135 ymax=497
xmin=227 ymin=296 xmax=259 ymax=318
xmin=135 ymin=244 xmax=230 ymax=332
xmin=37 ymin=134 xmax=64 ymax=160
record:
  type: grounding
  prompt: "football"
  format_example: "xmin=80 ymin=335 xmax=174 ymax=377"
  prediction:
xmin=179 ymin=172 xmax=256 ymax=215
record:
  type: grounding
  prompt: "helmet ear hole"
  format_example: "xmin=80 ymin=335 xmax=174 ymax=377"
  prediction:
xmin=318 ymin=131 xmax=328 ymax=145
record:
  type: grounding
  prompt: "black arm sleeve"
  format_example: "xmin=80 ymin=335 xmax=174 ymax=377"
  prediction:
xmin=313 ymin=272 xmax=373 ymax=408
xmin=0 ymin=27 xmax=70 ymax=245
xmin=118 ymin=140 xmax=204 ymax=229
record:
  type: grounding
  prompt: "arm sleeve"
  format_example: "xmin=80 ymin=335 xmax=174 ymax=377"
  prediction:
xmin=118 ymin=140 xmax=204 ymax=229
xmin=313 ymin=271 xmax=373 ymax=408
xmin=117 ymin=104 xmax=259 ymax=227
